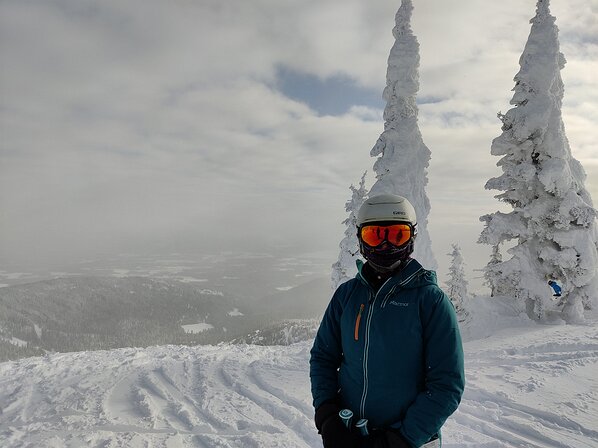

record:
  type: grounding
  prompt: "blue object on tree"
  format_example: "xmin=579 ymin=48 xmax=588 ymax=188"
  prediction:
xmin=548 ymin=280 xmax=562 ymax=297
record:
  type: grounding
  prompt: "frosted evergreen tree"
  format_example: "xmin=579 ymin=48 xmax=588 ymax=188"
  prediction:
xmin=331 ymin=172 xmax=368 ymax=290
xmin=483 ymin=244 xmax=510 ymax=297
xmin=479 ymin=0 xmax=598 ymax=323
xmin=368 ymin=0 xmax=436 ymax=270
xmin=445 ymin=244 xmax=468 ymax=321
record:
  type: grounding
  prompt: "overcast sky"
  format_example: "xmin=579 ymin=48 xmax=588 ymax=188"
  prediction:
xmin=1 ymin=0 xmax=596 ymax=290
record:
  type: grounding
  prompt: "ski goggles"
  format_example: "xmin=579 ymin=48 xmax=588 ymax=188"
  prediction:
xmin=359 ymin=223 xmax=413 ymax=248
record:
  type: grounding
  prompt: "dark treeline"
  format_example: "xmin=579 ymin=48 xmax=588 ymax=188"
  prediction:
xmin=0 ymin=276 xmax=328 ymax=362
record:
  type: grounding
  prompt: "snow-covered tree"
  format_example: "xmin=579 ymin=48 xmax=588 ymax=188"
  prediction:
xmin=368 ymin=0 xmax=436 ymax=270
xmin=445 ymin=244 xmax=468 ymax=321
xmin=479 ymin=0 xmax=598 ymax=323
xmin=483 ymin=244 xmax=513 ymax=298
xmin=331 ymin=172 xmax=368 ymax=290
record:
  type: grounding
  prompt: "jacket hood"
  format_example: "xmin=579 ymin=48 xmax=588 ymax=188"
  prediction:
xmin=356 ymin=258 xmax=437 ymax=290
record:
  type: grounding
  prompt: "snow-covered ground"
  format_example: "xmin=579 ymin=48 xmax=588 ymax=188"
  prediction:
xmin=1 ymin=303 xmax=597 ymax=447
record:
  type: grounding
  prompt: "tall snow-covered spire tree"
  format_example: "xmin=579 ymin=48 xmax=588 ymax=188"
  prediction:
xmin=368 ymin=0 xmax=436 ymax=269
xmin=479 ymin=0 xmax=598 ymax=323
xmin=331 ymin=172 xmax=368 ymax=290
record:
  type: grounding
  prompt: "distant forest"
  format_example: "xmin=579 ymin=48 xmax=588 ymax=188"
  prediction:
xmin=0 ymin=276 xmax=328 ymax=361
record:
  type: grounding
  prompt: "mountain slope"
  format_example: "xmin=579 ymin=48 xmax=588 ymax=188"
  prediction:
xmin=1 ymin=317 xmax=597 ymax=447
xmin=253 ymin=276 xmax=330 ymax=319
xmin=0 ymin=276 xmax=247 ymax=358
xmin=0 ymin=275 xmax=331 ymax=361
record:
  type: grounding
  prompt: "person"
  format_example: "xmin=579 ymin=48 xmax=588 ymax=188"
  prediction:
xmin=310 ymin=194 xmax=465 ymax=448
xmin=548 ymin=280 xmax=562 ymax=297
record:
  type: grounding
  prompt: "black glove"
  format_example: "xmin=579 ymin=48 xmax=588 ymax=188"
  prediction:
xmin=363 ymin=428 xmax=411 ymax=448
xmin=315 ymin=403 xmax=361 ymax=448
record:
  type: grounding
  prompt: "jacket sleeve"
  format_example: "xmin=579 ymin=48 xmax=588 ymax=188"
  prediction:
xmin=398 ymin=287 xmax=465 ymax=447
xmin=309 ymin=282 xmax=352 ymax=410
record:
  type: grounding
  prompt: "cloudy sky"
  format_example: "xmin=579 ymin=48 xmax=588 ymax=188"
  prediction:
xmin=1 ymin=0 xmax=596 ymax=290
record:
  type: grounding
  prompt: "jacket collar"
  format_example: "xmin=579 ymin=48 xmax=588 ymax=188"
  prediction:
xmin=356 ymin=258 xmax=428 ymax=293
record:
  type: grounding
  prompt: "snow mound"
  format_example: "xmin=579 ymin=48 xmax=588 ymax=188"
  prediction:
xmin=459 ymin=294 xmax=533 ymax=342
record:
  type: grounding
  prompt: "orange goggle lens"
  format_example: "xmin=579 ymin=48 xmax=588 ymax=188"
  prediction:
xmin=360 ymin=224 xmax=412 ymax=247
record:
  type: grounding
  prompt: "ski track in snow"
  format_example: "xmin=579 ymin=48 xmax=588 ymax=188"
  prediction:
xmin=444 ymin=325 xmax=598 ymax=448
xmin=1 ymin=325 xmax=597 ymax=447
xmin=0 ymin=344 xmax=320 ymax=447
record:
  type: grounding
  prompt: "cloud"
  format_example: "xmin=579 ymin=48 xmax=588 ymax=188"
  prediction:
xmin=0 ymin=0 xmax=596 ymax=291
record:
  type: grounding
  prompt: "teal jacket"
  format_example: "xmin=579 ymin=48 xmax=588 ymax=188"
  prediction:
xmin=310 ymin=259 xmax=464 ymax=447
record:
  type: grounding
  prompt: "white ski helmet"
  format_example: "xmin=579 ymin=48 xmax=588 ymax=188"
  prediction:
xmin=356 ymin=194 xmax=418 ymax=272
xmin=357 ymin=194 xmax=417 ymax=227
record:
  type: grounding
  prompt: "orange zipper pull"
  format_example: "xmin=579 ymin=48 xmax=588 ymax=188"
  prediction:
xmin=354 ymin=303 xmax=365 ymax=341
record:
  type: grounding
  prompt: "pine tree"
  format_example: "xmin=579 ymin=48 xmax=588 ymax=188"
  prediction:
xmin=483 ymin=244 xmax=512 ymax=298
xmin=479 ymin=0 xmax=598 ymax=323
xmin=331 ymin=172 xmax=368 ymax=290
xmin=368 ymin=0 xmax=437 ymax=270
xmin=446 ymin=244 xmax=468 ymax=321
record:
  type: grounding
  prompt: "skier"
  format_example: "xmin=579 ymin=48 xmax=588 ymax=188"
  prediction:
xmin=548 ymin=280 xmax=562 ymax=297
xmin=310 ymin=194 xmax=465 ymax=448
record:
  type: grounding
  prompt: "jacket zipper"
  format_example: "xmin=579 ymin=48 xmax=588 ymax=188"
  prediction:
xmin=359 ymin=291 xmax=376 ymax=418
xmin=359 ymin=271 xmax=419 ymax=418
xmin=380 ymin=267 xmax=423 ymax=308
xmin=380 ymin=284 xmax=400 ymax=308
xmin=354 ymin=303 xmax=365 ymax=341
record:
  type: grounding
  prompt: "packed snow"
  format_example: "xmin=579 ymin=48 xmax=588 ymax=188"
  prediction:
xmin=1 ymin=297 xmax=597 ymax=448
